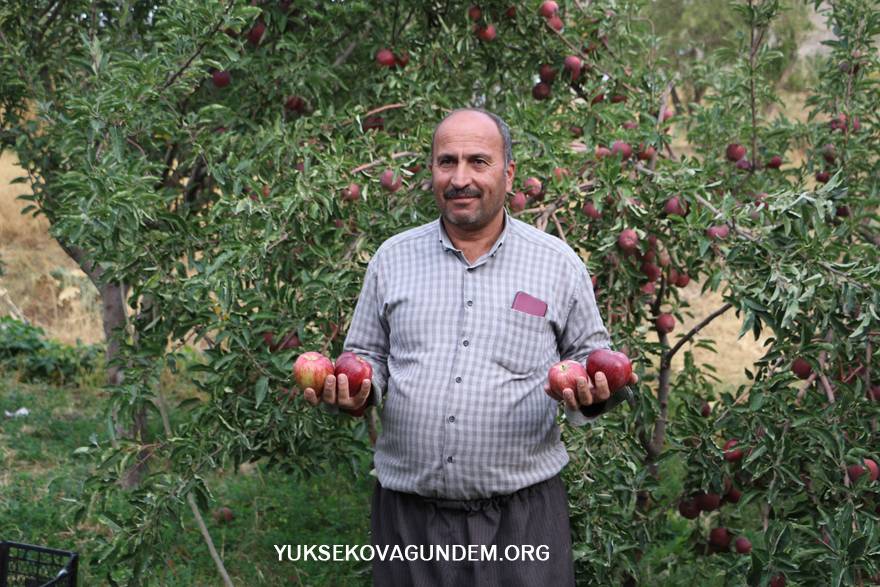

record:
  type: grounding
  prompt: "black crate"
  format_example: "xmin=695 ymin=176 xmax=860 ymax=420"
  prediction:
xmin=0 ymin=541 xmax=78 ymax=587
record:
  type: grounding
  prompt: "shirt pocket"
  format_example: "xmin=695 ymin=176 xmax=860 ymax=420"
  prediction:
xmin=490 ymin=307 xmax=555 ymax=375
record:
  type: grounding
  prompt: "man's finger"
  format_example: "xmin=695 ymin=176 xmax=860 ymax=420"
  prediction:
xmin=562 ymin=388 xmax=578 ymax=410
xmin=350 ymin=378 xmax=371 ymax=408
xmin=575 ymin=376 xmax=591 ymax=407
xmin=592 ymin=371 xmax=611 ymax=402
xmin=544 ymin=382 xmax=562 ymax=402
xmin=629 ymin=372 xmax=639 ymax=384
xmin=303 ymin=387 xmax=319 ymax=406
xmin=322 ymin=374 xmax=337 ymax=404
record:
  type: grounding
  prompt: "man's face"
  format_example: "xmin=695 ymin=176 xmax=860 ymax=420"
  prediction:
xmin=430 ymin=111 xmax=515 ymax=231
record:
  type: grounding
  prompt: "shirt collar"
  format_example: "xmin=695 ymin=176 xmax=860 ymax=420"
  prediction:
xmin=437 ymin=207 xmax=511 ymax=256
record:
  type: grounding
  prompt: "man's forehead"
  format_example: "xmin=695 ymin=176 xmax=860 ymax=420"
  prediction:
xmin=434 ymin=111 xmax=503 ymax=152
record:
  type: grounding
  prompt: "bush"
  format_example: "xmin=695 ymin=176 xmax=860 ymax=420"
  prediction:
xmin=0 ymin=317 xmax=102 ymax=383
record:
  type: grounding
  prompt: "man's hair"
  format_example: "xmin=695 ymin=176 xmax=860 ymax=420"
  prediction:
xmin=431 ymin=108 xmax=513 ymax=167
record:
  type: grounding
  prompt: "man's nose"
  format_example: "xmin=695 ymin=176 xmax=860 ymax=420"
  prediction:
xmin=450 ymin=162 xmax=472 ymax=189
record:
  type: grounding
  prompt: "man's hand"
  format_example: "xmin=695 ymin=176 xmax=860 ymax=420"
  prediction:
xmin=543 ymin=371 xmax=639 ymax=411
xmin=302 ymin=373 xmax=372 ymax=414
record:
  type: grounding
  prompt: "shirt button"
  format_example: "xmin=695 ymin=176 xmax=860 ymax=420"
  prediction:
xmin=448 ymin=415 xmax=455 ymax=423
xmin=462 ymin=340 xmax=469 ymax=347
xmin=447 ymin=456 xmax=454 ymax=463
xmin=455 ymin=376 xmax=462 ymax=383
xmin=466 ymin=300 xmax=473 ymax=307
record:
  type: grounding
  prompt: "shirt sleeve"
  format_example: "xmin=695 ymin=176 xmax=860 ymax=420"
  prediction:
xmin=557 ymin=262 xmax=614 ymax=426
xmin=341 ymin=253 xmax=390 ymax=409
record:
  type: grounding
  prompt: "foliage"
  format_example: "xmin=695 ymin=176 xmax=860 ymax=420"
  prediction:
xmin=0 ymin=317 xmax=102 ymax=383
xmin=1 ymin=0 xmax=879 ymax=585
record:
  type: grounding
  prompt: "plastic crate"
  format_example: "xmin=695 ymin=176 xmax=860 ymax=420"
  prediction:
xmin=0 ymin=541 xmax=78 ymax=587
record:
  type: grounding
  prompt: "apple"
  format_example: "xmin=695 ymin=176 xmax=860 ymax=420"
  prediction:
xmin=395 ymin=51 xmax=410 ymax=68
xmin=475 ymin=24 xmax=496 ymax=41
xmin=212 ymin=70 xmax=231 ymax=88
xmin=585 ymin=348 xmax=632 ymax=392
xmin=293 ymin=351 xmax=335 ymax=391
xmin=637 ymin=144 xmax=656 ymax=160
xmin=701 ymin=401 xmax=711 ymax=417
xmin=734 ymin=536 xmax=751 ymax=554
xmin=468 ymin=5 xmax=482 ymax=20
xmin=548 ymin=360 xmax=589 ymax=397
xmin=523 ymin=177 xmax=543 ymax=198
xmin=640 ymin=282 xmax=656 ymax=296
xmin=622 ymin=120 xmax=638 ymax=130
xmin=335 ymin=352 xmax=373 ymax=416
xmin=816 ymin=170 xmax=830 ymax=183
xmin=726 ymin=143 xmax=746 ymax=162
xmin=611 ymin=140 xmax=632 ymax=159
xmin=538 ymin=1 xmax=559 ymax=18
xmin=591 ymin=93 xmax=605 ymax=105
xmin=709 ymin=527 xmax=730 ymax=549
xmin=552 ymin=167 xmax=569 ymax=181
xmin=835 ymin=205 xmax=850 ymax=217
xmin=510 ymin=191 xmax=527 ymax=212
xmin=706 ymin=224 xmax=729 ymax=239
xmin=376 ymin=48 xmax=396 ymax=67
xmin=539 ymin=63 xmax=556 ymax=84
xmin=697 ymin=492 xmax=721 ymax=511
xmin=791 ymin=357 xmax=811 ymax=379
xmin=678 ymin=498 xmax=700 ymax=519
xmin=247 ymin=20 xmax=266 ymax=45
xmin=767 ymin=155 xmax=783 ymax=169
xmin=570 ymin=125 xmax=583 ymax=137
xmin=213 ymin=506 xmax=234 ymax=524
xmin=361 ymin=116 xmax=384 ymax=131
xmin=867 ymin=385 xmax=880 ymax=401
xmin=380 ymin=169 xmax=402 ymax=192
xmin=723 ymin=439 xmax=744 ymax=462
xmin=595 ymin=145 xmax=612 ymax=159
xmin=641 ymin=262 xmax=661 ymax=282
xmin=505 ymin=6 xmax=517 ymax=18
xmin=265 ymin=331 xmax=301 ymax=352
xmin=735 ymin=158 xmax=752 ymax=170
xmin=656 ymin=313 xmax=675 ymax=334
xmin=849 ymin=459 xmax=879 ymax=483
xmin=610 ymin=94 xmax=627 ymax=103
xmin=822 ymin=143 xmax=837 ymax=164
xmin=342 ymin=183 xmax=361 ymax=202
xmin=547 ymin=14 xmax=564 ymax=31
xmin=285 ymin=95 xmax=306 ymax=114
xmin=675 ymin=272 xmax=690 ymax=287
xmin=617 ymin=229 xmax=639 ymax=254
xmin=563 ymin=55 xmax=582 ymax=81
xmin=724 ymin=486 xmax=742 ymax=503
xmin=663 ymin=196 xmax=687 ymax=216
xmin=770 ymin=575 xmax=786 ymax=587
xmin=532 ymin=82 xmax=551 ymax=100
xmin=582 ymin=201 xmax=601 ymax=219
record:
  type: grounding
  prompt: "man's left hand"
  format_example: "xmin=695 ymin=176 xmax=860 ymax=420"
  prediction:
xmin=543 ymin=371 xmax=639 ymax=411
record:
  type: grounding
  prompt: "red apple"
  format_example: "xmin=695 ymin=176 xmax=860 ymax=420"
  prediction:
xmin=611 ymin=94 xmax=627 ymax=103
xmin=736 ymin=158 xmax=752 ymax=170
xmin=637 ymin=144 xmax=656 ymax=160
xmin=585 ymin=348 xmax=633 ymax=392
xmin=663 ymin=196 xmax=687 ymax=216
xmin=570 ymin=125 xmax=583 ymax=137
xmin=510 ymin=191 xmax=526 ymax=212
xmin=706 ymin=224 xmax=729 ymax=240
xmin=709 ymin=527 xmax=730 ymax=549
xmin=362 ymin=116 xmax=385 ymax=131
xmin=395 ymin=51 xmax=410 ymax=68
xmin=724 ymin=439 xmax=744 ymax=462
xmin=563 ymin=55 xmax=582 ymax=81
xmin=212 ymin=70 xmax=231 ymax=88
xmin=617 ymin=229 xmax=639 ymax=254
xmin=816 ymin=170 xmax=830 ymax=183
xmin=791 ymin=357 xmax=811 ymax=379
xmin=822 ymin=143 xmax=837 ymax=164
xmin=724 ymin=486 xmax=742 ymax=503
xmin=678 ymin=498 xmax=700 ymax=519
xmin=622 ymin=120 xmax=638 ymax=130
xmin=641 ymin=262 xmax=661 ymax=282
xmin=213 ymin=506 xmax=234 ymax=524
xmin=734 ymin=536 xmax=751 ymax=554
xmin=547 ymin=14 xmax=563 ymax=31
xmin=532 ymin=82 xmax=551 ymax=100
xmin=285 ymin=95 xmax=306 ymax=113
xmin=247 ymin=20 xmax=266 ymax=45
xmin=582 ymin=201 xmax=601 ymax=219
xmin=548 ymin=360 xmax=589 ymax=397
xmin=867 ymin=459 xmax=879 ymax=482
xmin=539 ymin=63 xmax=556 ymax=84
xmin=611 ymin=140 xmax=632 ymax=159
xmin=656 ymin=313 xmax=675 ymax=334
xmin=380 ymin=169 xmax=402 ymax=192
xmin=591 ymin=93 xmax=605 ymax=105
xmin=595 ymin=145 xmax=612 ymax=159
xmin=376 ymin=48 xmax=396 ymax=67
xmin=767 ymin=155 xmax=783 ymax=169
xmin=334 ymin=352 xmax=373 ymax=413
xmin=770 ymin=575 xmax=786 ymax=587
xmin=538 ymin=1 xmax=559 ymax=18
xmin=641 ymin=282 xmax=656 ymax=296
xmin=468 ymin=5 xmax=482 ymax=20
xmin=701 ymin=401 xmax=711 ymax=417
xmin=726 ymin=143 xmax=746 ymax=162
xmin=697 ymin=492 xmax=722 ymax=512
xmin=342 ymin=183 xmax=361 ymax=202
xmin=675 ymin=272 xmax=690 ymax=287
xmin=293 ymin=352 xmax=335 ymax=391
xmin=524 ymin=177 xmax=543 ymax=198
xmin=475 ymin=24 xmax=496 ymax=41
xmin=505 ymin=6 xmax=517 ymax=18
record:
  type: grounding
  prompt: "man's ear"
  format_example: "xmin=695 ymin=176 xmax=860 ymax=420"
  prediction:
xmin=505 ymin=160 xmax=516 ymax=193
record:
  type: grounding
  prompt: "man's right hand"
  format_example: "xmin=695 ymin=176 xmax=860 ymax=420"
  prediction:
xmin=303 ymin=373 xmax=371 ymax=414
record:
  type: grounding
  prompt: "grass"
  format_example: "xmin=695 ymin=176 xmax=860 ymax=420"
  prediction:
xmin=0 ymin=370 xmax=376 ymax=586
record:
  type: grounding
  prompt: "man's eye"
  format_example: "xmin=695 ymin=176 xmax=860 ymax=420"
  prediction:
xmin=474 ymin=159 xmax=487 ymax=166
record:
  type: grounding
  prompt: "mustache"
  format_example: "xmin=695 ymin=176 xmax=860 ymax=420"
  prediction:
xmin=444 ymin=187 xmax=482 ymax=199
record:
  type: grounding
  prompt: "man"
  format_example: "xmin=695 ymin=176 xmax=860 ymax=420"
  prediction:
xmin=302 ymin=108 xmax=638 ymax=586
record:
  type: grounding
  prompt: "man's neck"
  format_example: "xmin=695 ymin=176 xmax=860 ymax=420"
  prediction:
xmin=442 ymin=212 xmax=505 ymax=262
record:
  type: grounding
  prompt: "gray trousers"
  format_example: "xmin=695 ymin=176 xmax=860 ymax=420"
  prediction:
xmin=370 ymin=474 xmax=576 ymax=587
